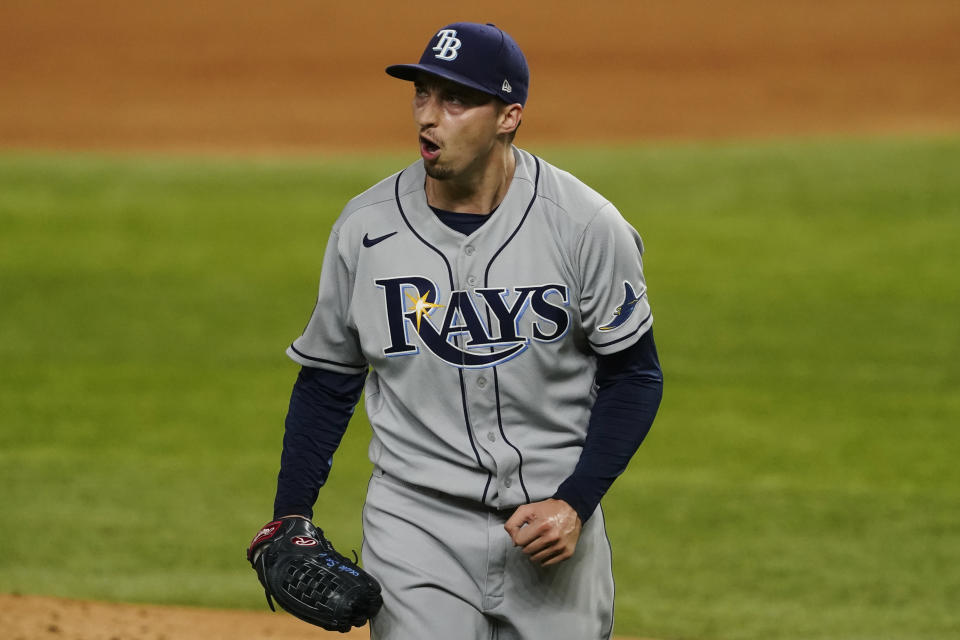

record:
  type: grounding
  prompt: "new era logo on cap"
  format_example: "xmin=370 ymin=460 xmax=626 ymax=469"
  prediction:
xmin=386 ymin=22 xmax=530 ymax=106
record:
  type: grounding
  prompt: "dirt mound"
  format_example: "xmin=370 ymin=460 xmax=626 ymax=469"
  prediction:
xmin=0 ymin=593 xmax=367 ymax=640
xmin=0 ymin=594 xmax=653 ymax=640
xmin=1 ymin=0 xmax=958 ymax=152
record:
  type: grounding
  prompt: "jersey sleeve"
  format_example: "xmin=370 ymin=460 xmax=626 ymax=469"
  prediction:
xmin=578 ymin=203 xmax=653 ymax=355
xmin=286 ymin=229 xmax=368 ymax=375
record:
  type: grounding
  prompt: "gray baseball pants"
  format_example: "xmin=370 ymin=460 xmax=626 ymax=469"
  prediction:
xmin=362 ymin=469 xmax=615 ymax=640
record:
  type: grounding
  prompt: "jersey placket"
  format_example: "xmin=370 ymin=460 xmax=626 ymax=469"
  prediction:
xmin=454 ymin=238 xmax=521 ymax=509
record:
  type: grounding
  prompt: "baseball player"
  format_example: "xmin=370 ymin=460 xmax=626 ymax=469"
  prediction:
xmin=264 ymin=22 xmax=663 ymax=640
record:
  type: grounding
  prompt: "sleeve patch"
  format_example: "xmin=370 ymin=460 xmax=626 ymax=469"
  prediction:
xmin=598 ymin=281 xmax=646 ymax=332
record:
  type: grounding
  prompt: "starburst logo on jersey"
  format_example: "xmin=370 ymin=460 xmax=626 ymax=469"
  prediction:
xmin=598 ymin=282 xmax=645 ymax=331
xmin=375 ymin=276 xmax=570 ymax=368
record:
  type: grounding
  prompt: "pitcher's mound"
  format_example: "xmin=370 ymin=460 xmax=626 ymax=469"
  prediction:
xmin=0 ymin=593 xmax=653 ymax=640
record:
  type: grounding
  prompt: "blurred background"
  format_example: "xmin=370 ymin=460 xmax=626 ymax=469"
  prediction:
xmin=2 ymin=1 xmax=958 ymax=639
xmin=3 ymin=0 xmax=958 ymax=150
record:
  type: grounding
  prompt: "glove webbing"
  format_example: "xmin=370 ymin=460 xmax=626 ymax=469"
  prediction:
xmin=283 ymin=562 xmax=344 ymax=611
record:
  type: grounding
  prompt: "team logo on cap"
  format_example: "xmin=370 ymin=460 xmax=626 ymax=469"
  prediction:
xmin=433 ymin=29 xmax=462 ymax=61
xmin=376 ymin=276 xmax=570 ymax=368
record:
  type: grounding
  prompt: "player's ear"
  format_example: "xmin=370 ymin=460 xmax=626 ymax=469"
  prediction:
xmin=498 ymin=103 xmax=523 ymax=137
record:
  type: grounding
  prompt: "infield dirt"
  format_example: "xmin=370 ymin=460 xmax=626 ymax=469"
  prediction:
xmin=1 ymin=0 xmax=958 ymax=152
xmin=2 ymin=594 xmax=648 ymax=640
xmin=1 ymin=1 xmax=958 ymax=639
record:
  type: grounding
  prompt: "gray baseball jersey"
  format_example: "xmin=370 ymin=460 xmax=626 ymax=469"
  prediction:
xmin=288 ymin=147 xmax=652 ymax=510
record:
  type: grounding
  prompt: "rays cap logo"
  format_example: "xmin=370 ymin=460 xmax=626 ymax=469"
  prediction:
xmin=386 ymin=22 xmax=529 ymax=106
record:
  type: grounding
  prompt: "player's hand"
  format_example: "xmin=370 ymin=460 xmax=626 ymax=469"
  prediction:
xmin=504 ymin=498 xmax=582 ymax=566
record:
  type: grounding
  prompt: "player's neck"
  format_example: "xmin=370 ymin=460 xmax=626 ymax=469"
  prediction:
xmin=426 ymin=145 xmax=516 ymax=214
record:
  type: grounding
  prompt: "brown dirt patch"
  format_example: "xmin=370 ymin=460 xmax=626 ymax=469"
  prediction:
xmin=1 ymin=0 xmax=958 ymax=153
xmin=0 ymin=593 xmax=369 ymax=640
xmin=0 ymin=594 xmax=652 ymax=640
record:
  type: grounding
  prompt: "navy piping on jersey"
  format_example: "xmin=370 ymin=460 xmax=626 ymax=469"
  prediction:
xmin=483 ymin=156 xmax=541 ymax=284
xmin=481 ymin=155 xmax=541 ymax=504
xmin=393 ymin=170 xmax=494 ymax=500
xmin=288 ymin=343 xmax=366 ymax=370
xmin=480 ymin=297 xmax=530 ymax=504
xmin=492 ymin=368 xmax=531 ymax=502
xmin=588 ymin=308 xmax=652 ymax=349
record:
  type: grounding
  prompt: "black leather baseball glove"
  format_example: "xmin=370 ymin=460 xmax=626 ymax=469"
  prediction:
xmin=247 ymin=517 xmax=382 ymax=632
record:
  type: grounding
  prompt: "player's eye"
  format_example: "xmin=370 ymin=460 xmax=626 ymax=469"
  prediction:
xmin=446 ymin=93 xmax=468 ymax=107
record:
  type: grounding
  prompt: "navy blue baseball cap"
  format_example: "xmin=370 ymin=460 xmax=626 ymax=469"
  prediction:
xmin=386 ymin=22 xmax=529 ymax=106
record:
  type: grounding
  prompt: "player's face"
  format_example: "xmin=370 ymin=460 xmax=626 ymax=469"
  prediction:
xmin=412 ymin=74 xmax=507 ymax=181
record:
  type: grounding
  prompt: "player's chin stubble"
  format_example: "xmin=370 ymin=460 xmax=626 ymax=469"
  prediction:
xmin=424 ymin=163 xmax=454 ymax=180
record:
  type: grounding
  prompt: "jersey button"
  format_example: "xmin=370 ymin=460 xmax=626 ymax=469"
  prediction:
xmin=467 ymin=275 xmax=478 ymax=286
xmin=487 ymin=431 xmax=496 ymax=442
xmin=477 ymin=376 xmax=487 ymax=388
xmin=465 ymin=245 xmax=475 ymax=256
xmin=504 ymin=479 xmax=513 ymax=488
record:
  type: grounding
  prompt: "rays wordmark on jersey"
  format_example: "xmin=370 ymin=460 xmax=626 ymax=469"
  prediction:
xmin=375 ymin=276 xmax=570 ymax=368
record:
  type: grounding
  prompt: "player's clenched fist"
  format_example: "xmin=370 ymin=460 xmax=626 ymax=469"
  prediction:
xmin=505 ymin=498 xmax=582 ymax=566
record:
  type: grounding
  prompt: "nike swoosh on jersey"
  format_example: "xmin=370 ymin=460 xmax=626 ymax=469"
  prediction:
xmin=362 ymin=231 xmax=398 ymax=248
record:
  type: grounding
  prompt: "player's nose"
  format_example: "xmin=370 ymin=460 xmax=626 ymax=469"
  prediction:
xmin=414 ymin=95 xmax=440 ymax=128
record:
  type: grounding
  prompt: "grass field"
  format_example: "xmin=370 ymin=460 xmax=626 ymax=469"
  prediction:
xmin=1 ymin=137 xmax=958 ymax=640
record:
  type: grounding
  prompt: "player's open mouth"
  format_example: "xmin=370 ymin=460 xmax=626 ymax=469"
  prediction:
xmin=420 ymin=136 xmax=440 ymax=160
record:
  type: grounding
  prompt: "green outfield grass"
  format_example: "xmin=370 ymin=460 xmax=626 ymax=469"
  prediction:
xmin=1 ymin=137 xmax=958 ymax=640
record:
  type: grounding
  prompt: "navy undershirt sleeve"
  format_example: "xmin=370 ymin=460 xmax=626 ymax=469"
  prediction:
xmin=552 ymin=328 xmax=663 ymax=523
xmin=273 ymin=366 xmax=367 ymax=520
